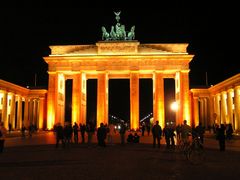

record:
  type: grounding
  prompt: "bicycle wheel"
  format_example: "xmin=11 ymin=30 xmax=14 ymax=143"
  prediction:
xmin=184 ymin=146 xmax=191 ymax=160
xmin=188 ymin=147 xmax=205 ymax=164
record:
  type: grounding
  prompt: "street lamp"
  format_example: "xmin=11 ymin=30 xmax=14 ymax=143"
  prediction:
xmin=171 ymin=101 xmax=178 ymax=112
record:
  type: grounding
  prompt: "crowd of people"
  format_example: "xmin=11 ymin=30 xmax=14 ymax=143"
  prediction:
xmin=54 ymin=121 xmax=120 ymax=148
xmin=52 ymin=119 xmax=205 ymax=150
xmin=0 ymin=118 xmax=236 ymax=152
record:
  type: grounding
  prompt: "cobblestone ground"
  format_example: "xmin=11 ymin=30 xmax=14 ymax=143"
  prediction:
xmin=0 ymin=131 xmax=240 ymax=180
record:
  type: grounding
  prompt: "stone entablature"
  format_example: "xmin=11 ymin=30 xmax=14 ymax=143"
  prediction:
xmin=45 ymin=55 xmax=192 ymax=75
xmin=45 ymin=42 xmax=193 ymax=78
xmin=50 ymin=45 xmax=97 ymax=56
xmin=208 ymin=74 xmax=240 ymax=94
xmin=190 ymin=89 xmax=211 ymax=97
xmin=49 ymin=42 xmax=189 ymax=56
xmin=139 ymin=44 xmax=189 ymax=54
xmin=0 ymin=80 xmax=29 ymax=96
xmin=0 ymin=80 xmax=47 ymax=98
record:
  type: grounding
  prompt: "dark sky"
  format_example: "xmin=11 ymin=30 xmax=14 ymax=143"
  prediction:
xmin=0 ymin=6 xmax=238 ymax=121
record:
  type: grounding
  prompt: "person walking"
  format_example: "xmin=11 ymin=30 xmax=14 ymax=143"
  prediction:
xmin=195 ymin=122 xmax=205 ymax=144
xmin=73 ymin=122 xmax=79 ymax=144
xmin=119 ymin=123 xmax=126 ymax=145
xmin=80 ymin=123 xmax=86 ymax=143
xmin=55 ymin=123 xmax=65 ymax=148
xmin=86 ymin=122 xmax=95 ymax=145
xmin=0 ymin=122 xmax=7 ymax=153
xmin=63 ymin=122 xmax=73 ymax=147
xmin=97 ymin=123 xmax=107 ymax=147
xmin=180 ymin=120 xmax=192 ymax=145
xmin=163 ymin=124 xmax=171 ymax=149
xmin=107 ymin=123 xmax=115 ymax=145
xmin=152 ymin=121 xmax=162 ymax=148
xmin=216 ymin=124 xmax=226 ymax=151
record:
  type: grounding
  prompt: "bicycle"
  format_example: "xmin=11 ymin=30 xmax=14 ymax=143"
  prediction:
xmin=184 ymin=136 xmax=205 ymax=164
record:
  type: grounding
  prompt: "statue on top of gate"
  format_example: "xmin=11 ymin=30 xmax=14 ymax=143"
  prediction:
xmin=101 ymin=11 xmax=135 ymax=41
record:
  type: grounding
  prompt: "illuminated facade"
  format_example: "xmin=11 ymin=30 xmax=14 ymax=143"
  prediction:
xmin=0 ymin=80 xmax=47 ymax=130
xmin=2 ymin=41 xmax=239 ymax=132
xmin=191 ymin=73 xmax=240 ymax=132
xmin=44 ymin=41 xmax=193 ymax=129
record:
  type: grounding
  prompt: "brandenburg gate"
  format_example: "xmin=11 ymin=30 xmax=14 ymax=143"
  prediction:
xmin=43 ymin=12 xmax=194 ymax=130
xmin=44 ymin=41 xmax=193 ymax=130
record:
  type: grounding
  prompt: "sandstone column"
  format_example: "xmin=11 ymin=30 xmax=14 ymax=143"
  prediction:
xmin=72 ymin=73 xmax=82 ymax=125
xmin=130 ymin=72 xmax=139 ymax=130
xmin=24 ymin=97 xmax=29 ymax=128
xmin=193 ymin=97 xmax=199 ymax=127
xmin=153 ymin=72 xmax=164 ymax=128
xmin=2 ymin=91 xmax=8 ymax=129
xmin=234 ymin=86 xmax=240 ymax=131
xmin=97 ymin=72 xmax=108 ymax=128
xmin=81 ymin=73 xmax=87 ymax=125
xmin=47 ymin=73 xmax=57 ymax=129
xmin=227 ymin=89 xmax=234 ymax=125
xmin=17 ymin=96 xmax=23 ymax=129
xmin=72 ymin=73 xmax=87 ymax=125
xmin=29 ymin=99 xmax=33 ymax=126
xmin=47 ymin=73 xmax=65 ymax=129
xmin=203 ymin=98 xmax=208 ymax=127
xmin=175 ymin=71 xmax=190 ymax=125
xmin=209 ymin=95 xmax=215 ymax=126
xmin=39 ymin=97 xmax=44 ymax=129
xmin=221 ymin=91 xmax=227 ymax=124
xmin=10 ymin=93 xmax=16 ymax=129
xmin=215 ymin=94 xmax=221 ymax=125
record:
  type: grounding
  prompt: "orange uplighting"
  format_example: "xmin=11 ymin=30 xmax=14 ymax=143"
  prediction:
xmin=44 ymin=42 xmax=193 ymax=131
xmin=183 ymin=101 xmax=190 ymax=124
xmin=47 ymin=106 xmax=55 ymax=130
xmin=131 ymin=116 xmax=139 ymax=131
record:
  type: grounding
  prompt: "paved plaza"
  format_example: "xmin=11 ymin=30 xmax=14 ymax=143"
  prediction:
xmin=1 ymin=131 xmax=240 ymax=180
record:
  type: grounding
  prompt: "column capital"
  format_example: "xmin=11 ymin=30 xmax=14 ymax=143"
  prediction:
xmin=234 ymin=85 xmax=240 ymax=93
xmin=227 ymin=88 xmax=234 ymax=93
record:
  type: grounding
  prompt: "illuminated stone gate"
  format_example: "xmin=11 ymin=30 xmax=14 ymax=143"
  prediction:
xmin=44 ymin=41 xmax=194 ymax=129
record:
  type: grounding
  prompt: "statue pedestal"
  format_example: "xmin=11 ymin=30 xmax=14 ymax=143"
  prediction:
xmin=96 ymin=41 xmax=140 ymax=55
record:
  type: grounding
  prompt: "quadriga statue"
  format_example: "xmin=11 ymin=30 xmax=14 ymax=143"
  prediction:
xmin=127 ymin=26 xmax=135 ymax=40
xmin=101 ymin=26 xmax=110 ymax=40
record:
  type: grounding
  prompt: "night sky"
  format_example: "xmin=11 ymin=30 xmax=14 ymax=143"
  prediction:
xmin=0 ymin=6 xmax=238 ymax=122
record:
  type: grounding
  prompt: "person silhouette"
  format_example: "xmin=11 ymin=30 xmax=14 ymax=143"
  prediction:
xmin=152 ymin=121 xmax=162 ymax=148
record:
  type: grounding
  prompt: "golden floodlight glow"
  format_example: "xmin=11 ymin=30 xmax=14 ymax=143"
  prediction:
xmin=44 ymin=42 xmax=194 ymax=131
xmin=170 ymin=101 xmax=178 ymax=111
